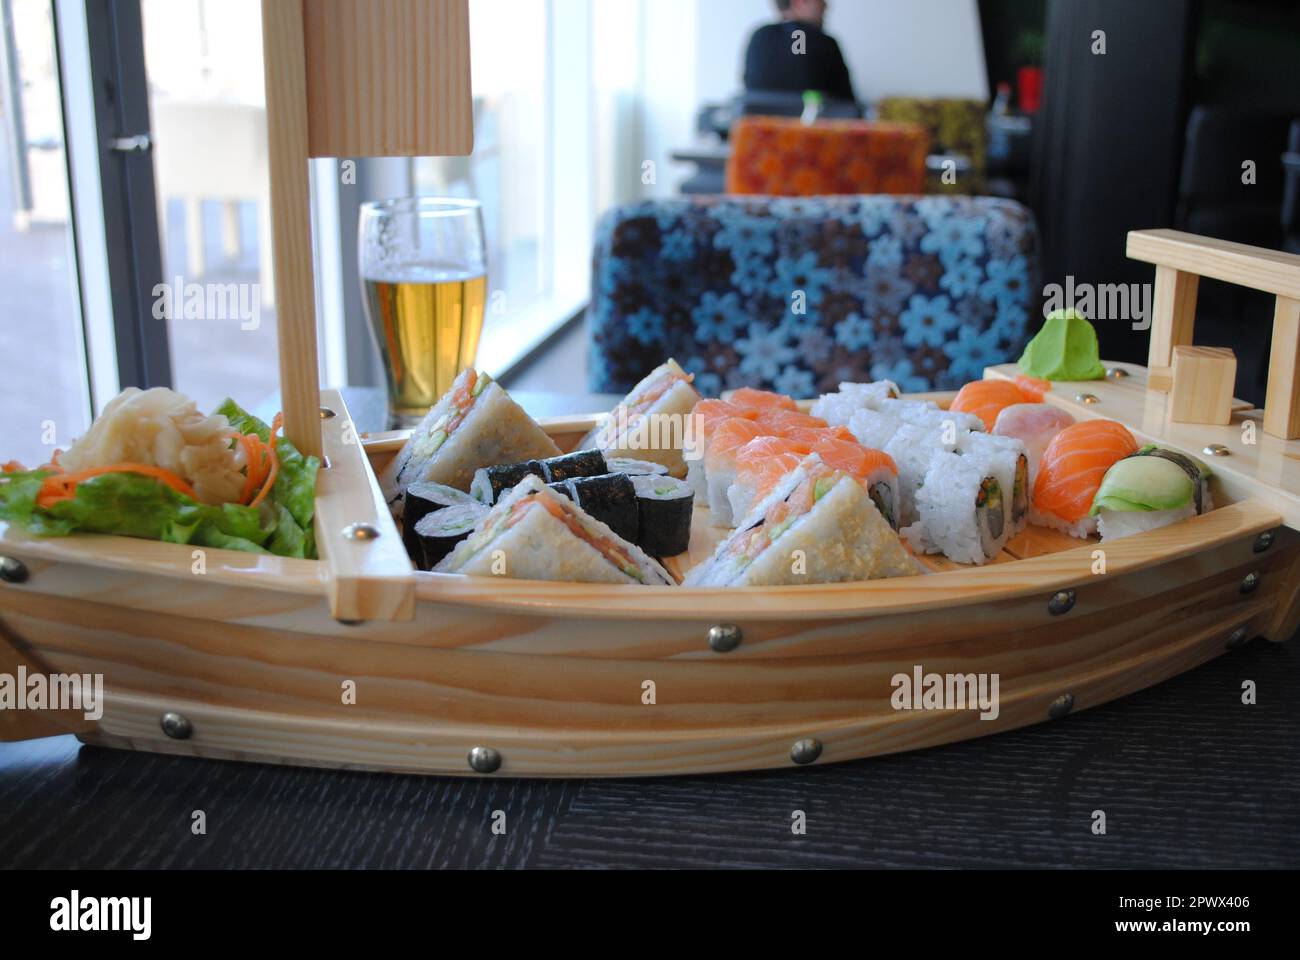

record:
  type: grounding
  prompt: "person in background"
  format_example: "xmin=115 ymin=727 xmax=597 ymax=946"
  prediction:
xmin=743 ymin=0 xmax=855 ymax=102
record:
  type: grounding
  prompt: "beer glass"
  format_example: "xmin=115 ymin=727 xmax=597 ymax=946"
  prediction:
xmin=359 ymin=197 xmax=488 ymax=428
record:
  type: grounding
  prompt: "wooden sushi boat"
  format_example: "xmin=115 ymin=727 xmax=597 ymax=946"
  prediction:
xmin=2 ymin=3 xmax=1300 ymax=777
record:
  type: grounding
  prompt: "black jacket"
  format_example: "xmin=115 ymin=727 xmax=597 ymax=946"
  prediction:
xmin=743 ymin=21 xmax=855 ymax=102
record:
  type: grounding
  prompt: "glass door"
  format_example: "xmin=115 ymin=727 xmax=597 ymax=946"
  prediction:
xmin=0 ymin=0 xmax=91 ymax=465
xmin=140 ymin=0 xmax=278 ymax=413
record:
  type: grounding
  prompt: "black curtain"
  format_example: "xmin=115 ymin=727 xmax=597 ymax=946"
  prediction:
xmin=1031 ymin=0 xmax=1196 ymax=364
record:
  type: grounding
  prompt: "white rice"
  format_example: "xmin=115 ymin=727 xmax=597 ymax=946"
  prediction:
xmin=811 ymin=380 xmax=900 ymax=426
xmin=903 ymin=450 xmax=1001 ymax=565
xmin=1028 ymin=504 xmax=1097 ymax=539
xmin=959 ymin=432 xmax=1029 ymax=540
xmin=1097 ymin=503 xmax=1196 ymax=541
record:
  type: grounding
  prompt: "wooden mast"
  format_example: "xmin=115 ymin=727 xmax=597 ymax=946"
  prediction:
xmin=259 ymin=0 xmax=473 ymax=621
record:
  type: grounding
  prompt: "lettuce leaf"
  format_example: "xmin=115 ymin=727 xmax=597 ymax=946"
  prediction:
xmin=0 ymin=470 xmax=274 ymax=554
xmin=215 ymin=399 xmax=320 ymax=533
xmin=0 ymin=399 xmax=321 ymax=559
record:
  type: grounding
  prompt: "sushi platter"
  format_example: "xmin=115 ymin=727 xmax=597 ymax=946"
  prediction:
xmin=2 ymin=2 xmax=1300 ymax=776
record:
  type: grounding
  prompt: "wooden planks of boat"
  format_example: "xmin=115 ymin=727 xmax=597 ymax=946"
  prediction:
xmin=2 ymin=378 xmax=1297 ymax=777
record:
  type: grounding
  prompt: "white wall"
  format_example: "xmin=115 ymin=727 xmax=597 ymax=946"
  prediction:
xmin=690 ymin=0 xmax=989 ymax=104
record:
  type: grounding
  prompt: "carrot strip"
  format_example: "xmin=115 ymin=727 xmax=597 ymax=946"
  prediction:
xmin=2 ymin=461 xmax=27 ymax=474
xmin=237 ymin=432 xmax=264 ymax=503
xmin=247 ymin=413 xmax=284 ymax=509
xmin=36 ymin=463 xmax=199 ymax=509
xmin=248 ymin=442 xmax=279 ymax=509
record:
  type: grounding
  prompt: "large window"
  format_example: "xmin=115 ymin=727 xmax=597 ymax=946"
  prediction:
xmin=2 ymin=0 xmax=661 ymax=440
xmin=0 ymin=0 xmax=91 ymax=465
xmin=141 ymin=0 xmax=278 ymax=412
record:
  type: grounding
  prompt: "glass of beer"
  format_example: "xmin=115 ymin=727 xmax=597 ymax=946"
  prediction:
xmin=359 ymin=197 xmax=488 ymax=428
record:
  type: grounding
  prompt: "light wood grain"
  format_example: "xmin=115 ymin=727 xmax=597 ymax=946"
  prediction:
xmin=986 ymin=361 xmax=1300 ymax=530
xmin=1264 ymin=296 xmax=1300 ymax=440
xmin=261 ymin=0 xmax=322 ymax=459
xmin=1128 ymin=229 xmax=1300 ymax=301
xmin=1147 ymin=265 xmax=1200 ymax=368
xmin=1170 ymin=345 xmax=1236 ymax=426
xmin=1128 ymin=229 xmax=1300 ymax=438
xmin=315 ymin=389 xmax=415 ymax=621
xmin=302 ymin=0 xmax=473 ymax=158
xmin=1 ymin=524 xmax=1288 ymax=772
xmin=0 ymin=619 xmax=95 ymax=740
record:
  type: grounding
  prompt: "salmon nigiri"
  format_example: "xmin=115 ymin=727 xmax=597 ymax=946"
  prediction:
xmin=950 ymin=379 xmax=1036 ymax=430
xmin=729 ymin=387 xmax=799 ymax=413
xmin=1031 ymin=419 xmax=1138 ymax=537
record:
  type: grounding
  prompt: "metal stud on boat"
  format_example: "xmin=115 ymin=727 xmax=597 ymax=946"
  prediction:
xmin=1106 ymin=368 xmax=1129 ymax=379
xmin=319 ymin=407 xmax=337 ymax=419
xmin=790 ymin=738 xmax=822 ymax=765
xmin=343 ymin=523 xmax=381 ymax=542
xmin=1048 ymin=694 xmax=1074 ymax=720
xmin=1239 ymin=572 xmax=1261 ymax=595
xmin=1254 ymin=531 xmax=1275 ymax=553
xmin=468 ymin=746 xmax=502 ymax=774
xmin=1048 ymin=589 xmax=1076 ymax=616
xmin=1203 ymin=444 xmax=1230 ymax=457
xmin=1226 ymin=627 xmax=1250 ymax=650
xmin=0 ymin=556 xmax=29 ymax=584
xmin=708 ymin=624 xmax=742 ymax=653
xmin=160 ymin=712 xmax=193 ymax=740
xmin=1076 ymin=393 xmax=1100 ymax=405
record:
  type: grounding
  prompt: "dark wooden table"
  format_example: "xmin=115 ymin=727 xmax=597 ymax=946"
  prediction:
xmin=3 ymin=390 xmax=1298 ymax=869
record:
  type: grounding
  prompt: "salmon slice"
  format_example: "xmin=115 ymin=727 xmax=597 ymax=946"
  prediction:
xmin=812 ymin=438 xmax=898 ymax=479
xmin=732 ymin=437 xmax=815 ymax=505
xmin=1014 ymin=373 xmax=1051 ymax=402
xmin=782 ymin=424 xmax=855 ymax=446
xmin=754 ymin=409 xmax=827 ymax=432
xmin=1032 ymin=419 xmax=1139 ymax=522
xmin=704 ymin=418 xmax=770 ymax=470
xmin=950 ymin=379 xmax=1033 ymax=430
xmin=729 ymin=387 xmax=798 ymax=412
xmin=695 ymin=399 xmax=760 ymax=430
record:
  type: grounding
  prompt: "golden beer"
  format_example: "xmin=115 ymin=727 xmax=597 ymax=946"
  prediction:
xmin=363 ymin=273 xmax=488 ymax=426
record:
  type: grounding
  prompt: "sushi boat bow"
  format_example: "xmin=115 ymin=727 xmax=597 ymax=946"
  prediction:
xmin=1 ymin=371 xmax=1298 ymax=779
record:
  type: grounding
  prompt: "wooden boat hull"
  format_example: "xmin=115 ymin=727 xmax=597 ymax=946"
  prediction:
xmin=2 ymin=497 xmax=1294 ymax=777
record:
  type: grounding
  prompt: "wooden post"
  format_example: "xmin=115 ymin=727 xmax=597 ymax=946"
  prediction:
xmin=1265 ymin=296 xmax=1300 ymax=440
xmin=261 ymin=0 xmax=321 ymax=460
xmin=1127 ymin=229 xmax=1300 ymax=440
xmin=258 ymin=0 xmax=473 ymax=620
xmin=1147 ymin=265 xmax=1199 ymax=369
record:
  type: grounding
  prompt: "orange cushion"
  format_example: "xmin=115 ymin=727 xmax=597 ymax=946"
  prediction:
xmin=725 ymin=116 xmax=930 ymax=196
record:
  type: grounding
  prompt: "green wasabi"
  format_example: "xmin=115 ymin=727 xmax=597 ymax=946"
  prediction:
xmin=1018 ymin=309 xmax=1106 ymax=381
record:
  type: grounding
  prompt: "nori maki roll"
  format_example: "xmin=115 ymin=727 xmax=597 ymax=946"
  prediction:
xmin=631 ymin=474 xmax=694 ymax=557
xmin=413 ymin=502 xmax=489 ymax=570
xmin=471 ymin=450 xmax=609 ymax=503
xmin=403 ymin=481 xmax=479 ymax=560
xmin=606 ymin=457 xmax=669 ymax=477
xmin=546 ymin=474 xmax=639 ymax=544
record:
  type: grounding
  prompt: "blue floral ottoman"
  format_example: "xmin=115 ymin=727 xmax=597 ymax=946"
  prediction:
xmin=587 ymin=195 xmax=1039 ymax=396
